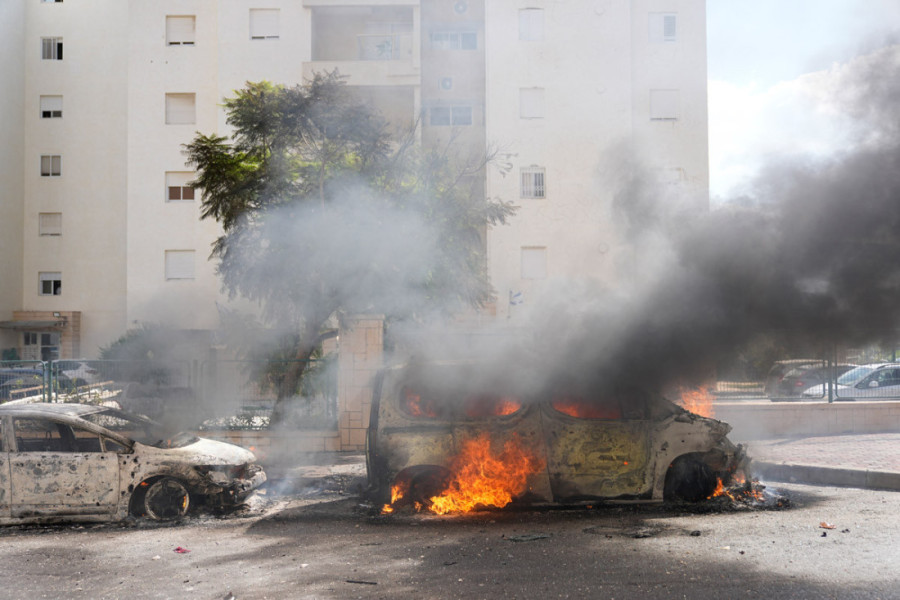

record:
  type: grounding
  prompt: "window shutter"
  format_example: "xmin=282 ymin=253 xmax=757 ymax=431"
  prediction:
xmin=250 ymin=9 xmax=279 ymax=39
xmin=519 ymin=9 xmax=544 ymax=41
xmin=521 ymin=167 xmax=546 ymax=198
xmin=165 ymin=250 xmax=196 ymax=280
xmin=521 ymin=248 xmax=547 ymax=279
xmin=663 ymin=15 xmax=677 ymax=40
xmin=40 ymin=95 xmax=63 ymax=118
xmin=166 ymin=16 xmax=196 ymax=45
xmin=39 ymin=213 xmax=62 ymax=236
xmin=519 ymin=88 xmax=545 ymax=119
xmin=650 ymin=89 xmax=679 ymax=120
xmin=165 ymin=171 xmax=195 ymax=201
xmin=165 ymin=93 xmax=196 ymax=124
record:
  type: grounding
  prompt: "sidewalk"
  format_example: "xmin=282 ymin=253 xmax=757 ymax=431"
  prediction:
xmin=743 ymin=433 xmax=900 ymax=491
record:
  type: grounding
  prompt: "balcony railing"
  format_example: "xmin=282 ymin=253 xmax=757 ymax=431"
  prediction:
xmin=357 ymin=32 xmax=412 ymax=61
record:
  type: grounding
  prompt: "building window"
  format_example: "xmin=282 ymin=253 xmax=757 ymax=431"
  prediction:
xmin=519 ymin=9 xmax=544 ymax=41
xmin=41 ymin=37 xmax=63 ymax=60
xmin=40 ymin=155 xmax=61 ymax=177
xmin=166 ymin=16 xmax=196 ymax=46
xmin=649 ymin=13 xmax=677 ymax=43
xmin=165 ymin=93 xmax=196 ymax=124
xmin=650 ymin=89 xmax=679 ymax=120
xmin=39 ymin=213 xmax=62 ymax=236
xmin=519 ymin=88 xmax=544 ymax=119
xmin=22 ymin=333 xmax=59 ymax=362
xmin=41 ymin=0 xmax=64 ymax=3
xmin=39 ymin=272 xmax=62 ymax=296
xmin=249 ymin=9 xmax=279 ymax=40
xmin=430 ymin=31 xmax=477 ymax=50
xmin=39 ymin=95 xmax=62 ymax=119
xmin=430 ymin=105 xmax=473 ymax=127
xmin=166 ymin=172 xmax=195 ymax=202
xmin=520 ymin=167 xmax=546 ymax=199
xmin=521 ymin=247 xmax=547 ymax=279
xmin=165 ymin=250 xmax=195 ymax=280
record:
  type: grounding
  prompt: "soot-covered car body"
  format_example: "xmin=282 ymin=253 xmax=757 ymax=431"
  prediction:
xmin=0 ymin=403 xmax=265 ymax=525
xmin=367 ymin=362 xmax=748 ymax=506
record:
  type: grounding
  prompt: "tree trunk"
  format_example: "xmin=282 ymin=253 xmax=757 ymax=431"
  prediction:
xmin=269 ymin=318 xmax=327 ymax=427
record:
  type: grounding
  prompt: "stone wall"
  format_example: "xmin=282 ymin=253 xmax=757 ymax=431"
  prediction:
xmin=336 ymin=314 xmax=384 ymax=451
xmin=717 ymin=400 xmax=900 ymax=441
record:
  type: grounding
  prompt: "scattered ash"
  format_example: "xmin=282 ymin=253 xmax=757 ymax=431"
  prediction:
xmin=674 ymin=479 xmax=793 ymax=514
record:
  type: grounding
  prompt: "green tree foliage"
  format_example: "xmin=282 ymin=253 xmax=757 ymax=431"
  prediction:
xmin=184 ymin=72 xmax=515 ymax=419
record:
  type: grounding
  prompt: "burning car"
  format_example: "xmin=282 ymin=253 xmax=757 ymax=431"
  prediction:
xmin=0 ymin=403 xmax=265 ymax=525
xmin=367 ymin=362 xmax=748 ymax=514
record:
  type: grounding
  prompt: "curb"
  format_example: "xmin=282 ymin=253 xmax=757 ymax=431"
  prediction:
xmin=753 ymin=461 xmax=900 ymax=492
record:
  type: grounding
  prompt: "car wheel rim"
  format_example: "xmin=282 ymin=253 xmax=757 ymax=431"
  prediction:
xmin=143 ymin=477 xmax=190 ymax=520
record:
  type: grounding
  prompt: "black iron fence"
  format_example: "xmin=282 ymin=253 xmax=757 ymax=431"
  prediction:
xmin=0 ymin=358 xmax=337 ymax=430
xmin=716 ymin=355 xmax=900 ymax=402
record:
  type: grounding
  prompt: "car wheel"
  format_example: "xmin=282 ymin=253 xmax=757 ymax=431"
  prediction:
xmin=143 ymin=477 xmax=191 ymax=520
xmin=664 ymin=455 xmax=717 ymax=502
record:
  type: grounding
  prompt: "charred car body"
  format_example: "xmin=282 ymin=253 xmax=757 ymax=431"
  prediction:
xmin=367 ymin=362 xmax=748 ymax=509
xmin=0 ymin=403 xmax=265 ymax=525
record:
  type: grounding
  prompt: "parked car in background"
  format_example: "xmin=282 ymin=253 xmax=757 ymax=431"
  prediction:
xmin=55 ymin=360 xmax=101 ymax=385
xmin=0 ymin=368 xmax=75 ymax=400
xmin=0 ymin=403 xmax=266 ymax=524
xmin=768 ymin=362 xmax=855 ymax=401
xmin=803 ymin=363 xmax=900 ymax=400
xmin=764 ymin=359 xmax=822 ymax=398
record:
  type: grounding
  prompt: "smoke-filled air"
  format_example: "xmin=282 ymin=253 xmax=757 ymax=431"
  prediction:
xmin=502 ymin=44 xmax=900 ymax=400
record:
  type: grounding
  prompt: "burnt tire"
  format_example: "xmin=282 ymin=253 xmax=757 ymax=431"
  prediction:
xmin=143 ymin=477 xmax=191 ymax=520
xmin=664 ymin=456 xmax=717 ymax=502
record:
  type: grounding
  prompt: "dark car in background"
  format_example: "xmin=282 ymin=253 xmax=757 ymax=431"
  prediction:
xmin=0 ymin=368 xmax=77 ymax=401
xmin=766 ymin=361 xmax=855 ymax=401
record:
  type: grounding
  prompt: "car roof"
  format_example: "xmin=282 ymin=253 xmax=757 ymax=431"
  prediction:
xmin=0 ymin=402 xmax=108 ymax=418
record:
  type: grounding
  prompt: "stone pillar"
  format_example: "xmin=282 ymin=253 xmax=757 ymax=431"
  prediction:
xmin=337 ymin=314 xmax=384 ymax=451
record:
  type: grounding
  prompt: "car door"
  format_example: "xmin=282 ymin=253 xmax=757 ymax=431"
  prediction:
xmin=9 ymin=417 xmax=119 ymax=518
xmin=539 ymin=392 xmax=652 ymax=501
xmin=0 ymin=417 xmax=11 ymax=519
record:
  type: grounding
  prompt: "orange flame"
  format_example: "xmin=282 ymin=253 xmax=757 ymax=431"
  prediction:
xmin=678 ymin=386 xmax=715 ymax=418
xmin=463 ymin=394 xmax=522 ymax=418
xmin=550 ymin=395 xmax=622 ymax=419
xmin=709 ymin=473 xmax=765 ymax=502
xmin=429 ymin=433 xmax=544 ymax=515
xmin=385 ymin=433 xmax=544 ymax=515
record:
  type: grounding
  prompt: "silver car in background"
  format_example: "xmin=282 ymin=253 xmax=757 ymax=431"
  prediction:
xmin=802 ymin=363 xmax=900 ymax=400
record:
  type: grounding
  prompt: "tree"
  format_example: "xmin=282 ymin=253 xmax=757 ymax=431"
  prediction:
xmin=184 ymin=71 xmax=515 ymax=422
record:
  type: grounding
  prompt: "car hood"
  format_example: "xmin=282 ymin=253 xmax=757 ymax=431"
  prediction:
xmin=135 ymin=437 xmax=257 ymax=465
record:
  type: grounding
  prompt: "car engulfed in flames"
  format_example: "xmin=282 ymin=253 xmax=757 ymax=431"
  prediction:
xmin=367 ymin=363 xmax=749 ymax=514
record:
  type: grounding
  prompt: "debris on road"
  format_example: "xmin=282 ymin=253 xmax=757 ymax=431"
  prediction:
xmin=505 ymin=533 xmax=550 ymax=542
xmin=819 ymin=522 xmax=836 ymax=529
xmin=174 ymin=546 xmax=191 ymax=554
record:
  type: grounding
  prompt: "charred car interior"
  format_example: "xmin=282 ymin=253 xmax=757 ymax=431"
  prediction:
xmin=367 ymin=362 xmax=749 ymax=514
xmin=0 ymin=403 xmax=265 ymax=525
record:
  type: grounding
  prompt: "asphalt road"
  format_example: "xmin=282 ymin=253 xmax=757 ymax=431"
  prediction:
xmin=0 ymin=483 xmax=898 ymax=600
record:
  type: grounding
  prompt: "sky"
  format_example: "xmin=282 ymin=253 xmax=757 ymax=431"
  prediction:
xmin=706 ymin=0 xmax=900 ymax=200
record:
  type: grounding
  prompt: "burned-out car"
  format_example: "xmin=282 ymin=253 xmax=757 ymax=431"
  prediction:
xmin=367 ymin=363 xmax=748 ymax=511
xmin=0 ymin=403 xmax=265 ymax=524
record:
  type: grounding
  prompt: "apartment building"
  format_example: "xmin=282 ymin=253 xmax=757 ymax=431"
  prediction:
xmin=0 ymin=0 xmax=707 ymax=359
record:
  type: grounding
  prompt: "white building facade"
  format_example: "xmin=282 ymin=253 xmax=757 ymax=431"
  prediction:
xmin=0 ymin=0 xmax=706 ymax=359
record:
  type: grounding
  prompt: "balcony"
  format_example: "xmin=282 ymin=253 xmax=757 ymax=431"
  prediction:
xmin=306 ymin=6 xmax=419 ymax=86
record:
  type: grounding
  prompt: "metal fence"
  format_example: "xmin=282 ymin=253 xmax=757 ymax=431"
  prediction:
xmin=0 ymin=358 xmax=337 ymax=430
xmin=716 ymin=355 xmax=900 ymax=402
